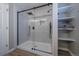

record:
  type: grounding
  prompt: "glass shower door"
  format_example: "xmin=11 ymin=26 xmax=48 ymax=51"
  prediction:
xmin=33 ymin=18 xmax=52 ymax=55
xmin=28 ymin=4 xmax=53 ymax=55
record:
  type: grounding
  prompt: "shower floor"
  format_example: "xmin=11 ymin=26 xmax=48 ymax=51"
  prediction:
xmin=18 ymin=40 xmax=52 ymax=56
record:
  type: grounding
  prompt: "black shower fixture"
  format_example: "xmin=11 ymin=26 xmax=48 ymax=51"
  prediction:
xmin=27 ymin=12 xmax=33 ymax=15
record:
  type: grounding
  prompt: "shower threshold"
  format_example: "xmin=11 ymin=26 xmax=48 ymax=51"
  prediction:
xmin=31 ymin=48 xmax=52 ymax=54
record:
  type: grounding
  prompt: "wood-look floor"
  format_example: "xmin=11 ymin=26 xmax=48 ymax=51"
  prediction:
xmin=6 ymin=49 xmax=38 ymax=56
xmin=5 ymin=48 xmax=71 ymax=56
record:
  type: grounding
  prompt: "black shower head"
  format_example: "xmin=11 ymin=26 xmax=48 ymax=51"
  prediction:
xmin=27 ymin=12 xmax=33 ymax=15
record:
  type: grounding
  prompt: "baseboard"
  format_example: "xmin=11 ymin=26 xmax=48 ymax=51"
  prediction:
xmin=3 ymin=48 xmax=16 ymax=56
xmin=8 ymin=48 xmax=16 ymax=53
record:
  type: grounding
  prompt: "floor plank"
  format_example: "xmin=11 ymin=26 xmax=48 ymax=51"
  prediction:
xmin=6 ymin=49 xmax=38 ymax=56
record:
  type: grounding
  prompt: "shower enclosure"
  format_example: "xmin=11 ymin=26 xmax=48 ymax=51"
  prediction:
xmin=17 ymin=3 xmax=58 ymax=56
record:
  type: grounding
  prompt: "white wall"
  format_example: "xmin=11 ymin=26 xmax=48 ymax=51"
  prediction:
xmin=9 ymin=3 xmax=17 ymax=49
xmin=52 ymin=4 xmax=58 ymax=56
xmin=18 ymin=12 xmax=29 ymax=45
xmin=29 ymin=16 xmax=51 ymax=44
xmin=0 ymin=3 xmax=9 ymax=55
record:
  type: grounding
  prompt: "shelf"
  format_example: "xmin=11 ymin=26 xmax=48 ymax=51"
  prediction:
xmin=59 ymin=37 xmax=75 ymax=42
xmin=58 ymin=47 xmax=69 ymax=51
xmin=58 ymin=6 xmax=72 ymax=13
xmin=58 ymin=6 xmax=71 ymax=10
xmin=58 ymin=17 xmax=73 ymax=21
xmin=58 ymin=28 xmax=75 ymax=31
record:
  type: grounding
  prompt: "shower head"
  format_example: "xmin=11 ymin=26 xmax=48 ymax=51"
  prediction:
xmin=27 ymin=12 xmax=33 ymax=15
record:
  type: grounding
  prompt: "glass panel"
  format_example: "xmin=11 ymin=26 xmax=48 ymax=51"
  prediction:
xmin=30 ymin=4 xmax=52 ymax=55
xmin=18 ymin=3 xmax=53 ymax=56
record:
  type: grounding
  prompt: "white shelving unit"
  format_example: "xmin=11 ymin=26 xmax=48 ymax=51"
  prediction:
xmin=58 ymin=4 xmax=75 ymax=54
xmin=58 ymin=5 xmax=75 ymax=41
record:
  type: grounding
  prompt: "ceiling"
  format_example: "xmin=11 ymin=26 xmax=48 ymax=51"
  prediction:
xmin=15 ymin=3 xmax=47 ymax=12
